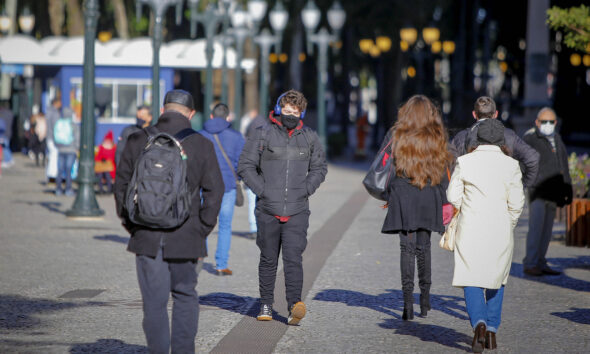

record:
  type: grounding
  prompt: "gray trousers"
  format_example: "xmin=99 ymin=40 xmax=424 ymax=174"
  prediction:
xmin=523 ymin=198 xmax=556 ymax=270
xmin=136 ymin=245 xmax=201 ymax=354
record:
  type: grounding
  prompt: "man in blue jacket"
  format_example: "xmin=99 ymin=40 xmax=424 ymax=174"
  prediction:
xmin=199 ymin=103 xmax=245 ymax=276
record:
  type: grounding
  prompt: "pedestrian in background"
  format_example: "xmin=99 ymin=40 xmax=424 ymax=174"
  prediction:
xmin=94 ymin=130 xmax=116 ymax=194
xmin=238 ymin=89 xmax=327 ymax=325
xmin=447 ymin=118 xmax=525 ymax=353
xmin=52 ymin=111 xmax=79 ymax=196
xmin=0 ymin=101 xmax=14 ymax=168
xmin=380 ymin=95 xmax=454 ymax=320
xmin=522 ymin=107 xmax=572 ymax=276
xmin=450 ymin=96 xmax=539 ymax=188
xmin=114 ymin=89 xmax=224 ymax=353
xmin=199 ymin=103 xmax=245 ymax=276
xmin=29 ymin=112 xmax=47 ymax=167
xmin=115 ymin=105 xmax=152 ymax=167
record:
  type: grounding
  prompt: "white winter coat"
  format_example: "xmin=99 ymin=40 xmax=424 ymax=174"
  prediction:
xmin=447 ymin=145 xmax=525 ymax=289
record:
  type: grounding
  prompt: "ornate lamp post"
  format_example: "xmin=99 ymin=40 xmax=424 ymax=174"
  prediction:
xmin=302 ymin=0 xmax=346 ymax=152
xmin=136 ymin=0 xmax=183 ymax=123
xmin=66 ymin=0 xmax=104 ymax=217
xmin=19 ymin=8 xmax=35 ymax=150
xmin=230 ymin=5 xmax=249 ymax=129
xmin=190 ymin=4 xmax=224 ymax=123
xmin=253 ymin=2 xmax=288 ymax=115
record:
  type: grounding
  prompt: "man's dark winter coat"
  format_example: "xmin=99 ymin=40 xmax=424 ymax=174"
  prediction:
xmin=523 ymin=127 xmax=572 ymax=206
xmin=199 ymin=117 xmax=245 ymax=193
xmin=114 ymin=111 xmax=224 ymax=259
xmin=238 ymin=113 xmax=327 ymax=217
xmin=451 ymin=119 xmax=539 ymax=187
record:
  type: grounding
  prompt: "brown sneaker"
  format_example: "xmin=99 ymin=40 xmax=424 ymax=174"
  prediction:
xmin=216 ymin=268 xmax=233 ymax=276
xmin=287 ymin=302 xmax=306 ymax=325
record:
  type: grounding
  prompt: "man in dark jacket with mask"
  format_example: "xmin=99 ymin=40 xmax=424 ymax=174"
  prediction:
xmin=238 ymin=89 xmax=327 ymax=325
xmin=114 ymin=90 xmax=224 ymax=353
xmin=115 ymin=105 xmax=152 ymax=167
xmin=522 ymin=107 xmax=572 ymax=276
xmin=451 ymin=96 xmax=540 ymax=187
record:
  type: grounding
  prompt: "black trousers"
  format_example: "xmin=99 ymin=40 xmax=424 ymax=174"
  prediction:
xmin=399 ymin=230 xmax=432 ymax=303
xmin=256 ymin=209 xmax=309 ymax=308
xmin=136 ymin=244 xmax=201 ymax=354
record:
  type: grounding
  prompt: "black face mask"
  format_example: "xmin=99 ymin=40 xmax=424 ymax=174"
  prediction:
xmin=280 ymin=114 xmax=300 ymax=130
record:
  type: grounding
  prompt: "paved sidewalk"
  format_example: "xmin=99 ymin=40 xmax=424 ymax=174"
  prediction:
xmin=1 ymin=154 xmax=589 ymax=353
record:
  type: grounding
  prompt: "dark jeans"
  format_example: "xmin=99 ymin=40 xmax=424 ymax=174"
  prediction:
xmin=399 ymin=229 xmax=432 ymax=304
xmin=256 ymin=208 xmax=309 ymax=308
xmin=523 ymin=198 xmax=556 ymax=270
xmin=96 ymin=172 xmax=113 ymax=193
xmin=136 ymin=245 xmax=201 ymax=354
xmin=56 ymin=152 xmax=76 ymax=193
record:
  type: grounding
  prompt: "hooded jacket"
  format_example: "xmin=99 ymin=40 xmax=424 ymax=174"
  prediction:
xmin=95 ymin=130 xmax=116 ymax=179
xmin=238 ymin=112 xmax=327 ymax=217
xmin=199 ymin=117 xmax=245 ymax=193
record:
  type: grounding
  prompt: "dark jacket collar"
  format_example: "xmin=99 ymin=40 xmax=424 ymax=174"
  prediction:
xmin=155 ymin=110 xmax=192 ymax=132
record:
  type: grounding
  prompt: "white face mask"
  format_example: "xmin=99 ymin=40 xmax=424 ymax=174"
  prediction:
xmin=539 ymin=122 xmax=555 ymax=136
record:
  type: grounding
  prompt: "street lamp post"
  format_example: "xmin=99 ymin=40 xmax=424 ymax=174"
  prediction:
xmin=136 ymin=0 xmax=183 ymax=123
xmin=220 ymin=0 xmax=232 ymax=105
xmin=19 ymin=8 xmax=35 ymax=150
xmin=66 ymin=0 xmax=104 ymax=218
xmin=190 ymin=4 xmax=223 ymax=123
xmin=254 ymin=29 xmax=277 ymax=115
xmin=302 ymin=0 xmax=346 ymax=153
xmin=230 ymin=5 xmax=249 ymax=129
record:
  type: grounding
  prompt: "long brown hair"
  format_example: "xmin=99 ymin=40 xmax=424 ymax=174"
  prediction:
xmin=391 ymin=95 xmax=453 ymax=189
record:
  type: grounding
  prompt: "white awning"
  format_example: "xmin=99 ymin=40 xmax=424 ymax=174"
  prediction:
xmin=0 ymin=35 xmax=256 ymax=71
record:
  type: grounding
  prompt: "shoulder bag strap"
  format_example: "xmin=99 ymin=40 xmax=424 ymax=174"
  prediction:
xmin=213 ymin=134 xmax=239 ymax=183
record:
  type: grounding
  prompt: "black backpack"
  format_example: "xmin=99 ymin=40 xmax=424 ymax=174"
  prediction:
xmin=125 ymin=126 xmax=197 ymax=229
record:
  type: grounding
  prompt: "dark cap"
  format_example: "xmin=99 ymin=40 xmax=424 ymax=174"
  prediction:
xmin=163 ymin=89 xmax=194 ymax=110
xmin=477 ymin=118 xmax=505 ymax=146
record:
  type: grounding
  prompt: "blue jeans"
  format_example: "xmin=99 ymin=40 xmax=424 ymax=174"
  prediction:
xmin=464 ymin=286 xmax=505 ymax=333
xmin=523 ymin=198 xmax=556 ymax=270
xmin=215 ymin=189 xmax=236 ymax=270
xmin=2 ymin=140 xmax=12 ymax=163
xmin=56 ymin=152 xmax=76 ymax=193
xmin=246 ymin=186 xmax=257 ymax=233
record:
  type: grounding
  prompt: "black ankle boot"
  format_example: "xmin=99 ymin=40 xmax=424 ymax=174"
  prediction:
xmin=419 ymin=292 xmax=431 ymax=317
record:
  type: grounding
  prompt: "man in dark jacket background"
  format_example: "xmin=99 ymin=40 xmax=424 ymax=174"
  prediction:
xmin=451 ymin=96 xmax=539 ymax=187
xmin=199 ymin=103 xmax=245 ymax=276
xmin=238 ymin=89 xmax=327 ymax=325
xmin=522 ymin=107 xmax=572 ymax=276
xmin=115 ymin=105 xmax=152 ymax=167
xmin=114 ymin=90 xmax=224 ymax=353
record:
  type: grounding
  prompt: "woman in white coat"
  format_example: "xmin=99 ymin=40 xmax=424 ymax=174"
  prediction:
xmin=446 ymin=118 xmax=525 ymax=353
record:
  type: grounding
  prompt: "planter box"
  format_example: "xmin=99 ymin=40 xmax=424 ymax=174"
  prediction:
xmin=566 ymin=198 xmax=590 ymax=247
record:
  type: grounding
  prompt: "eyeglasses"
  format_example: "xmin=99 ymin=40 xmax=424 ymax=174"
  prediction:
xmin=539 ymin=120 xmax=556 ymax=125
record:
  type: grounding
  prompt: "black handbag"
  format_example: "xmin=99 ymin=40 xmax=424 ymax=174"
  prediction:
xmin=362 ymin=140 xmax=393 ymax=201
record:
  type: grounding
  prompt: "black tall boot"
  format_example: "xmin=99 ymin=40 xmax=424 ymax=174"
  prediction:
xmin=416 ymin=230 xmax=432 ymax=317
xmin=399 ymin=232 xmax=416 ymax=321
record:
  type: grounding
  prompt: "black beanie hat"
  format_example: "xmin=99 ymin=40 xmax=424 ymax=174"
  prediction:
xmin=163 ymin=89 xmax=194 ymax=110
xmin=477 ymin=118 xmax=505 ymax=146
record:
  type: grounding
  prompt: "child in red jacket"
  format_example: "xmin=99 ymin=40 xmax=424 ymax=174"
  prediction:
xmin=95 ymin=130 xmax=116 ymax=194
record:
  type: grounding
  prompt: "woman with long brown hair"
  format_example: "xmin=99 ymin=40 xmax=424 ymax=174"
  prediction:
xmin=380 ymin=95 xmax=454 ymax=320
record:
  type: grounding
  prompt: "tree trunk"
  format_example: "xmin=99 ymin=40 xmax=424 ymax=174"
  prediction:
xmin=66 ymin=0 xmax=84 ymax=36
xmin=244 ymin=37 xmax=259 ymax=114
xmin=111 ymin=0 xmax=129 ymax=39
xmin=48 ymin=0 xmax=65 ymax=36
